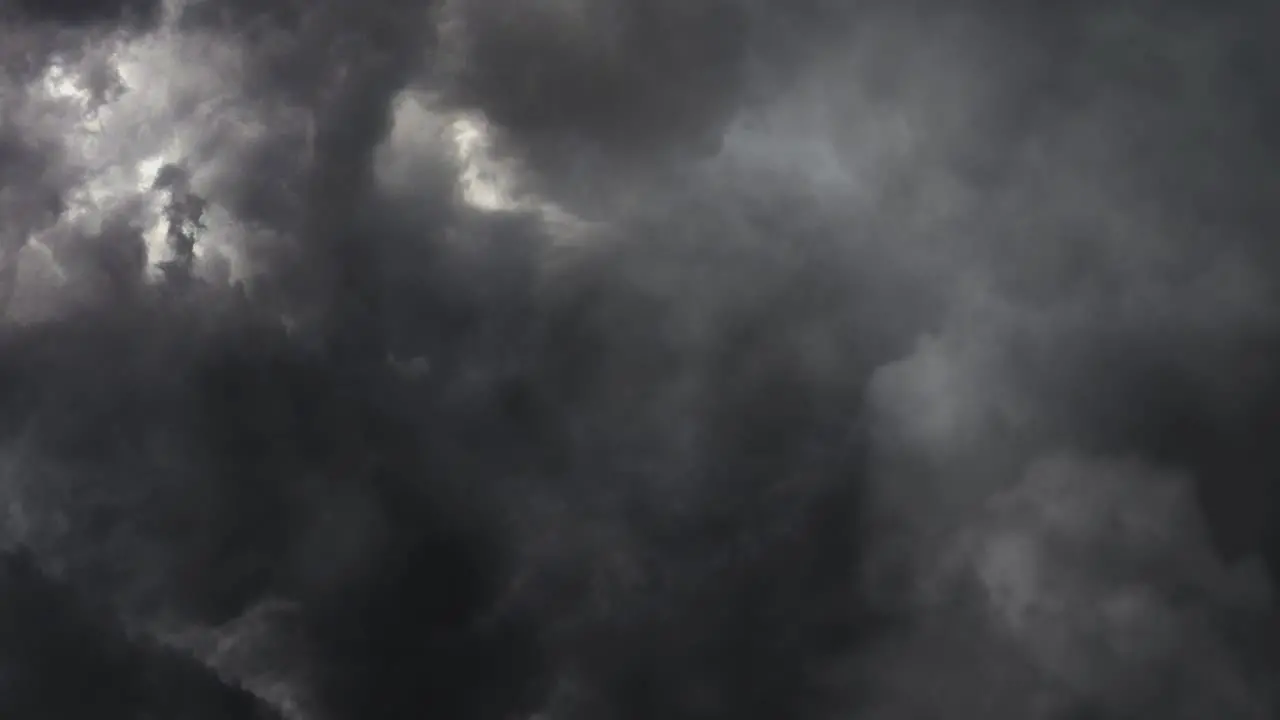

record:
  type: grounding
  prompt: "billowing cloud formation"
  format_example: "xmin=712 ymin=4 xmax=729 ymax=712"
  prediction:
xmin=0 ymin=0 xmax=1278 ymax=719
xmin=0 ymin=548 xmax=282 ymax=718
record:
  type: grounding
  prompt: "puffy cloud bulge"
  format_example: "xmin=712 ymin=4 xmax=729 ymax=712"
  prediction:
xmin=0 ymin=0 xmax=1278 ymax=719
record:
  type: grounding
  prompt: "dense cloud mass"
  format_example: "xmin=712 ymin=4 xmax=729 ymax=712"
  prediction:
xmin=0 ymin=0 xmax=1278 ymax=718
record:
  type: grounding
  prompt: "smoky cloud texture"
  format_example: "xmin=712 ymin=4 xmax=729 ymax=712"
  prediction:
xmin=0 ymin=0 xmax=1278 ymax=718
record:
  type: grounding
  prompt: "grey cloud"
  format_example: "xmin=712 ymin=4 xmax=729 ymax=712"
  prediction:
xmin=1 ymin=1 xmax=1279 ymax=719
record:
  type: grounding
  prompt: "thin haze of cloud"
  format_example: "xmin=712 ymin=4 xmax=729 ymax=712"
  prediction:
xmin=0 ymin=1 xmax=1278 ymax=719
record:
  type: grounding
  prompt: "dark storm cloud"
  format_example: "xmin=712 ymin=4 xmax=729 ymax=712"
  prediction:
xmin=0 ymin=130 xmax=60 ymax=311
xmin=0 ymin=3 xmax=542 ymax=718
xmin=8 ymin=0 xmax=163 ymax=27
xmin=0 ymin=0 xmax=902 ymax=717
xmin=425 ymin=0 xmax=867 ymax=198
xmin=1 ymin=0 xmax=1280 ymax=719
xmin=433 ymin=0 xmax=752 ymax=156
xmin=981 ymin=3 xmax=1280 ymax=571
xmin=858 ymin=2 xmax=1280 ymax=714
xmin=0 ymin=549 xmax=281 ymax=719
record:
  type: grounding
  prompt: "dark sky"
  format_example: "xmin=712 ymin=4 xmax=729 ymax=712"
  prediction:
xmin=0 ymin=1 xmax=1278 ymax=718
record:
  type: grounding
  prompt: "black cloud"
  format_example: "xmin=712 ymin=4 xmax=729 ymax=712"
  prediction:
xmin=0 ymin=1 xmax=1279 ymax=719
